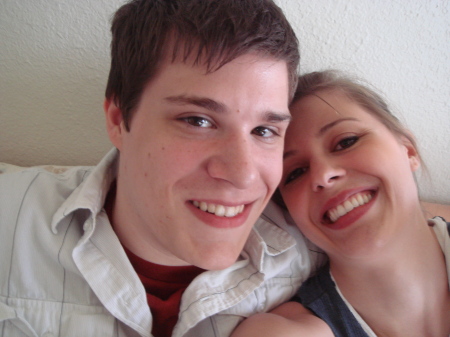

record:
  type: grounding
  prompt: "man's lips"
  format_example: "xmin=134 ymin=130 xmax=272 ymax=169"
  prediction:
xmin=322 ymin=190 xmax=376 ymax=224
xmin=189 ymin=200 xmax=253 ymax=229
xmin=192 ymin=200 xmax=245 ymax=217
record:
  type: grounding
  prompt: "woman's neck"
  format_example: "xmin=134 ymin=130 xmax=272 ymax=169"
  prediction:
xmin=330 ymin=220 xmax=450 ymax=336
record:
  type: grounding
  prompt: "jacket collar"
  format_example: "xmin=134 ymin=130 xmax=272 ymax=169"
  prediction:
xmin=51 ymin=148 xmax=118 ymax=233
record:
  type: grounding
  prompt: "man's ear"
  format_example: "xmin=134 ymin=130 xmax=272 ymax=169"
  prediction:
xmin=400 ymin=133 xmax=420 ymax=172
xmin=104 ymin=98 xmax=126 ymax=150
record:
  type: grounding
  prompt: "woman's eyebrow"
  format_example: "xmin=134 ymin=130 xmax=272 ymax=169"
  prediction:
xmin=283 ymin=117 xmax=359 ymax=160
xmin=283 ymin=149 xmax=296 ymax=160
xmin=317 ymin=117 xmax=358 ymax=136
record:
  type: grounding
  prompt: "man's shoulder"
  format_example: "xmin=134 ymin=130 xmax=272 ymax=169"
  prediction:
xmin=258 ymin=200 xmax=328 ymax=274
xmin=0 ymin=164 xmax=93 ymax=206
xmin=0 ymin=165 xmax=95 ymax=245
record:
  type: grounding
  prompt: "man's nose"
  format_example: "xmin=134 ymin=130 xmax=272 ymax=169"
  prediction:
xmin=206 ymin=135 xmax=259 ymax=189
xmin=310 ymin=157 xmax=345 ymax=192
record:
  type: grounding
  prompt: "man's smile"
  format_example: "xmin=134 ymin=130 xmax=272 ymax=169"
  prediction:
xmin=192 ymin=200 xmax=245 ymax=217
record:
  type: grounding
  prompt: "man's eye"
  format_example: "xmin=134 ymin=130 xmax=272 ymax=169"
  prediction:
xmin=284 ymin=167 xmax=307 ymax=185
xmin=182 ymin=116 xmax=213 ymax=128
xmin=252 ymin=126 xmax=278 ymax=138
xmin=335 ymin=136 xmax=359 ymax=151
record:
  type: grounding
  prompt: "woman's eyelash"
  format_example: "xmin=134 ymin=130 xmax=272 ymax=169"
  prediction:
xmin=284 ymin=167 xmax=307 ymax=185
xmin=334 ymin=135 xmax=359 ymax=151
xmin=283 ymin=135 xmax=362 ymax=185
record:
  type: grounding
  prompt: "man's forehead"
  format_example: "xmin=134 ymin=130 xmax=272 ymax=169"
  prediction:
xmin=162 ymin=36 xmax=288 ymax=75
xmin=144 ymin=49 xmax=291 ymax=118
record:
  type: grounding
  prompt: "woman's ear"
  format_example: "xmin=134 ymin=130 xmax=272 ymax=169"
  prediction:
xmin=104 ymin=98 xmax=126 ymax=150
xmin=400 ymin=133 xmax=420 ymax=172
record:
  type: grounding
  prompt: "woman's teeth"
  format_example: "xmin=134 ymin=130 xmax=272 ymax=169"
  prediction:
xmin=192 ymin=201 xmax=245 ymax=217
xmin=327 ymin=192 xmax=373 ymax=223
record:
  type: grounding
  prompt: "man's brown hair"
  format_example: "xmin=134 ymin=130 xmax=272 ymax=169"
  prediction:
xmin=105 ymin=0 xmax=299 ymax=130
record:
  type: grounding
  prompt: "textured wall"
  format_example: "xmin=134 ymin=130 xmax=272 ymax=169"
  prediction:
xmin=0 ymin=0 xmax=449 ymax=203
xmin=0 ymin=0 xmax=121 ymax=166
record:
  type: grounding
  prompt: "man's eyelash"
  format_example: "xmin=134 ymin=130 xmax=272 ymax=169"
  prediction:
xmin=179 ymin=116 xmax=215 ymax=128
xmin=253 ymin=126 xmax=280 ymax=138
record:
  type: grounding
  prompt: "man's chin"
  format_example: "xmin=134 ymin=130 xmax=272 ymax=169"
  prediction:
xmin=192 ymin=247 xmax=245 ymax=272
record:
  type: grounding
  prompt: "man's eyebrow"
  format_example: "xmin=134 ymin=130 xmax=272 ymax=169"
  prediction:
xmin=264 ymin=111 xmax=292 ymax=123
xmin=283 ymin=117 xmax=358 ymax=160
xmin=165 ymin=94 xmax=291 ymax=123
xmin=165 ymin=95 xmax=226 ymax=113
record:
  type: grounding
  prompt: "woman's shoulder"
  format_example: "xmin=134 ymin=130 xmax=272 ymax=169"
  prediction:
xmin=294 ymin=263 xmax=332 ymax=304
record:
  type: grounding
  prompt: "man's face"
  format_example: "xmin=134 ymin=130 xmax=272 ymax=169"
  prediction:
xmin=105 ymin=53 xmax=290 ymax=270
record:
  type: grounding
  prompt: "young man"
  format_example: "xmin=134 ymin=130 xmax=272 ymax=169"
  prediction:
xmin=0 ymin=1 xmax=323 ymax=336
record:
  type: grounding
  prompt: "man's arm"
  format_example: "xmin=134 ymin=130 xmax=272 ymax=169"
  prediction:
xmin=230 ymin=302 xmax=333 ymax=337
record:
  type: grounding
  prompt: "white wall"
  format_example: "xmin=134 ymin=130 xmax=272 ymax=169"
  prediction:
xmin=0 ymin=0 xmax=448 ymax=203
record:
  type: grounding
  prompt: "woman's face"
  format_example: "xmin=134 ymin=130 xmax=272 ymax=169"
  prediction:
xmin=279 ymin=90 xmax=421 ymax=260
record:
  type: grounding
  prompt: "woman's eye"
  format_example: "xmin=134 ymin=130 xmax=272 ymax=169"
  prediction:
xmin=335 ymin=136 xmax=359 ymax=151
xmin=182 ymin=116 xmax=213 ymax=128
xmin=284 ymin=167 xmax=307 ymax=185
xmin=252 ymin=126 xmax=278 ymax=138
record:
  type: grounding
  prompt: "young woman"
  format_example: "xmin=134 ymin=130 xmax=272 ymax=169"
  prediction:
xmin=232 ymin=70 xmax=450 ymax=336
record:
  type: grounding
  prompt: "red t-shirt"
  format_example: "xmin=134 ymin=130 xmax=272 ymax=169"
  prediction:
xmin=124 ymin=248 xmax=204 ymax=337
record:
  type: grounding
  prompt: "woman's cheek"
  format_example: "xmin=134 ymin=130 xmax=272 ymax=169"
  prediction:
xmin=285 ymin=188 xmax=309 ymax=223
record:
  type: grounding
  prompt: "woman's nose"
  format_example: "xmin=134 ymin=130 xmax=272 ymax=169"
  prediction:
xmin=310 ymin=158 xmax=345 ymax=192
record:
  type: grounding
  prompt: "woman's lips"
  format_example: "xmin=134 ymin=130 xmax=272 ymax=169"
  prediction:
xmin=324 ymin=191 xmax=375 ymax=223
xmin=319 ymin=187 xmax=378 ymax=226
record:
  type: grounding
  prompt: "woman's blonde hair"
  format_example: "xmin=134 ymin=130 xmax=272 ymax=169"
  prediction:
xmin=272 ymin=70 xmax=424 ymax=209
xmin=291 ymin=70 xmax=420 ymax=157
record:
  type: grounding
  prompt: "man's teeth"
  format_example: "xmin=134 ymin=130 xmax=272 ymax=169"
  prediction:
xmin=327 ymin=192 xmax=373 ymax=223
xmin=192 ymin=201 xmax=245 ymax=217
